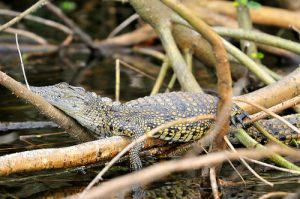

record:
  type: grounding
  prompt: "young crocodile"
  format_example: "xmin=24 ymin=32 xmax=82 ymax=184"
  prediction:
xmin=30 ymin=83 xmax=300 ymax=170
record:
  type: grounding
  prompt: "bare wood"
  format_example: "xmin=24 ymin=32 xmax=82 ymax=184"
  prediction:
xmin=235 ymin=67 xmax=300 ymax=113
xmin=130 ymin=0 xmax=202 ymax=92
xmin=195 ymin=0 xmax=300 ymax=29
xmin=210 ymin=167 xmax=220 ymax=199
xmin=98 ymin=25 xmax=157 ymax=47
xmin=250 ymin=96 xmax=300 ymax=122
xmin=0 ymin=136 xmax=165 ymax=176
xmin=258 ymin=192 xmax=289 ymax=199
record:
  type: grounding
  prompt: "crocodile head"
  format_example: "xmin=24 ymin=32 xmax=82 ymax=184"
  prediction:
xmin=30 ymin=82 xmax=98 ymax=116
xmin=31 ymin=82 xmax=118 ymax=136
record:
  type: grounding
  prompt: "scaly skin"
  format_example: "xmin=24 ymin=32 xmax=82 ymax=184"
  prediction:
xmin=30 ymin=83 xmax=299 ymax=170
xmin=246 ymin=114 xmax=300 ymax=144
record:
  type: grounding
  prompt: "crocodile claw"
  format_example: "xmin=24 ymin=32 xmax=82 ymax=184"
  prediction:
xmin=231 ymin=105 xmax=250 ymax=128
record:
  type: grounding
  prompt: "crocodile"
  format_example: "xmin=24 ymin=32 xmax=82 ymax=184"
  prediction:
xmin=30 ymin=83 xmax=300 ymax=170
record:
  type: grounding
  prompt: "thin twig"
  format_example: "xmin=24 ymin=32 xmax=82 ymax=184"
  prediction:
xmin=0 ymin=8 xmax=73 ymax=46
xmin=0 ymin=0 xmax=49 ymax=32
xmin=235 ymin=99 xmax=300 ymax=134
xmin=226 ymin=158 xmax=246 ymax=185
xmin=15 ymin=34 xmax=30 ymax=90
xmin=150 ymin=58 xmax=169 ymax=96
xmin=118 ymin=59 xmax=157 ymax=81
xmin=133 ymin=47 xmax=165 ymax=61
xmin=224 ymin=136 xmax=273 ymax=186
xmin=202 ymin=143 xmax=245 ymax=184
xmin=258 ymin=192 xmax=289 ymax=199
xmin=184 ymin=48 xmax=193 ymax=72
xmin=6 ymin=27 xmax=47 ymax=44
xmin=165 ymin=73 xmax=177 ymax=92
xmin=210 ymin=167 xmax=220 ymax=199
xmin=0 ymin=9 xmax=72 ymax=34
xmin=108 ymin=13 xmax=139 ymax=38
xmin=159 ymin=27 xmax=202 ymax=92
xmin=250 ymin=96 xmax=300 ymax=122
xmin=46 ymin=2 xmax=96 ymax=49
xmin=244 ymin=157 xmax=300 ymax=175
xmin=115 ymin=59 xmax=120 ymax=102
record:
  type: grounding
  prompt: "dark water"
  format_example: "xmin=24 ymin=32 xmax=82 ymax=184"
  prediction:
xmin=0 ymin=52 xmax=300 ymax=198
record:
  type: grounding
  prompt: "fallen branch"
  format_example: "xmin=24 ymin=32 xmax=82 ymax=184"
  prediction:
xmin=250 ymin=96 xmax=300 ymax=122
xmin=0 ymin=121 xmax=57 ymax=132
xmin=195 ymin=0 xmax=300 ymax=29
xmin=0 ymin=136 xmax=165 ymax=176
xmin=235 ymin=67 xmax=300 ymax=113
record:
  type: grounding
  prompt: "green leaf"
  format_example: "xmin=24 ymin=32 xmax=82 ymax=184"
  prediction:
xmin=247 ymin=1 xmax=262 ymax=9
xmin=232 ymin=1 xmax=240 ymax=6
xmin=59 ymin=1 xmax=77 ymax=12
xmin=251 ymin=52 xmax=264 ymax=59
xmin=240 ymin=0 xmax=248 ymax=5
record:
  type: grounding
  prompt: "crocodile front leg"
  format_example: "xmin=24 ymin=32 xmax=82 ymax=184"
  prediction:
xmin=127 ymin=127 xmax=145 ymax=199
xmin=231 ymin=104 xmax=250 ymax=128
xmin=129 ymin=142 xmax=143 ymax=171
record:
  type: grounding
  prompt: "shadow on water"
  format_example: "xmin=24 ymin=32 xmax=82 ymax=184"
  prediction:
xmin=0 ymin=51 xmax=299 ymax=198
